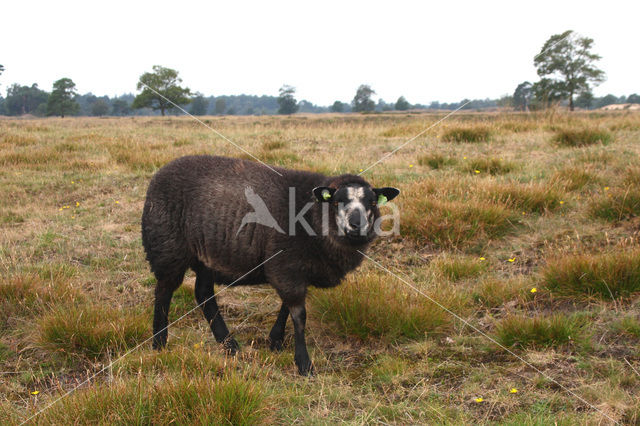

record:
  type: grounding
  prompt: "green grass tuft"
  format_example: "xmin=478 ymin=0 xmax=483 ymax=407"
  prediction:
xmin=38 ymin=304 xmax=149 ymax=360
xmin=433 ymin=256 xmax=486 ymax=281
xmin=552 ymin=167 xmax=599 ymax=191
xmin=589 ymin=186 xmax=640 ymax=221
xmin=553 ymin=128 xmax=612 ymax=147
xmin=0 ymin=274 xmax=82 ymax=327
xmin=610 ymin=315 xmax=640 ymax=338
xmin=464 ymin=157 xmax=516 ymax=175
xmin=401 ymin=198 xmax=517 ymax=249
xmin=495 ymin=314 xmax=585 ymax=349
xmin=543 ymin=250 xmax=640 ymax=299
xmin=486 ymin=183 xmax=565 ymax=213
xmin=417 ymin=153 xmax=457 ymax=169
xmin=23 ymin=372 xmax=268 ymax=425
xmin=442 ymin=126 xmax=491 ymax=143
xmin=472 ymin=277 xmax=529 ymax=308
xmin=311 ymin=272 xmax=451 ymax=340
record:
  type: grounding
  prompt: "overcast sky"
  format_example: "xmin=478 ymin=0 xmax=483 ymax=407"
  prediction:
xmin=2 ymin=0 xmax=638 ymax=106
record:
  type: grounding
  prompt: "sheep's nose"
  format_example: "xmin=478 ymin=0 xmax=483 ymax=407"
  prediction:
xmin=348 ymin=213 xmax=362 ymax=230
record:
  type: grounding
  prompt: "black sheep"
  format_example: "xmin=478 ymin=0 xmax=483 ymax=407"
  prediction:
xmin=141 ymin=155 xmax=399 ymax=375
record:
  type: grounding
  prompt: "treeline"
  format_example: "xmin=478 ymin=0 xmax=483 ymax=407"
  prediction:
xmin=0 ymin=81 xmax=638 ymax=118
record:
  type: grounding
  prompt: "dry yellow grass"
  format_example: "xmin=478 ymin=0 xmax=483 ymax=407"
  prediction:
xmin=1 ymin=111 xmax=640 ymax=424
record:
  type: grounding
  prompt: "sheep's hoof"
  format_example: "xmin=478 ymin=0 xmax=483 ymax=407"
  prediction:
xmin=222 ymin=338 xmax=239 ymax=355
xmin=269 ymin=339 xmax=284 ymax=352
xmin=296 ymin=359 xmax=314 ymax=376
xmin=152 ymin=337 xmax=167 ymax=351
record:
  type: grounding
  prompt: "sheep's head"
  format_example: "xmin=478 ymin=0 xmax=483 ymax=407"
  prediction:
xmin=313 ymin=177 xmax=399 ymax=246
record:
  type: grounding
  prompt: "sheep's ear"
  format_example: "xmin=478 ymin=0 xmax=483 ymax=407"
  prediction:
xmin=313 ymin=186 xmax=336 ymax=202
xmin=373 ymin=187 xmax=400 ymax=205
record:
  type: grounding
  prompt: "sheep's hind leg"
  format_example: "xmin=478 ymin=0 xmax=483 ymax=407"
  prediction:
xmin=193 ymin=264 xmax=239 ymax=354
xmin=268 ymin=303 xmax=289 ymax=351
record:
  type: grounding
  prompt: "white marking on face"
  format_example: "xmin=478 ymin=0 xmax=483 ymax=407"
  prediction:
xmin=337 ymin=186 xmax=370 ymax=235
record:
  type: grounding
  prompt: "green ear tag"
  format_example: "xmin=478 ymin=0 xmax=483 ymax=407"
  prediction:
xmin=322 ymin=189 xmax=332 ymax=201
xmin=378 ymin=194 xmax=388 ymax=205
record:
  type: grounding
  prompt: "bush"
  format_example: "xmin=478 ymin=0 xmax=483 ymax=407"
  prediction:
xmin=553 ymin=128 xmax=612 ymax=147
xmin=543 ymin=250 xmax=640 ymax=299
xmin=442 ymin=126 xmax=491 ymax=143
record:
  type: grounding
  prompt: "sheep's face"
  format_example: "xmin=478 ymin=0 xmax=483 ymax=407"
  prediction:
xmin=313 ymin=184 xmax=399 ymax=246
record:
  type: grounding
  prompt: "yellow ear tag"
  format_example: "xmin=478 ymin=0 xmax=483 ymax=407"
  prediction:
xmin=378 ymin=194 xmax=388 ymax=205
xmin=322 ymin=190 xmax=332 ymax=201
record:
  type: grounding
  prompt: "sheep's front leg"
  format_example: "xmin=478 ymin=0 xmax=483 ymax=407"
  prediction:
xmin=269 ymin=303 xmax=289 ymax=351
xmin=289 ymin=303 xmax=313 ymax=376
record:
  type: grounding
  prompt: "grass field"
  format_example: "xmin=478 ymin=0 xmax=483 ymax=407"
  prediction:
xmin=1 ymin=110 xmax=640 ymax=424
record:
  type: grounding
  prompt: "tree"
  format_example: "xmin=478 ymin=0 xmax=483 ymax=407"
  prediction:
xmin=0 ymin=64 xmax=4 ymax=76
xmin=46 ymin=78 xmax=79 ymax=117
xmin=132 ymin=65 xmax=191 ymax=116
xmin=330 ymin=101 xmax=345 ymax=113
xmin=5 ymin=83 xmax=49 ymax=116
xmin=214 ymin=98 xmax=226 ymax=115
xmin=111 ymin=99 xmax=131 ymax=116
xmin=277 ymin=85 xmax=298 ymax=115
xmin=496 ymin=95 xmax=513 ymax=108
xmin=534 ymin=30 xmax=605 ymax=111
xmin=575 ymin=91 xmax=594 ymax=109
xmin=627 ymin=94 xmax=640 ymax=104
xmin=91 ymin=99 xmax=109 ymax=116
xmin=531 ymin=78 xmax=566 ymax=109
xmin=595 ymin=94 xmax=618 ymax=108
xmin=189 ymin=93 xmax=208 ymax=116
xmin=512 ymin=81 xmax=532 ymax=111
xmin=352 ymin=84 xmax=375 ymax=112
xmin=395 ymin=96 xmax=410 ymax=111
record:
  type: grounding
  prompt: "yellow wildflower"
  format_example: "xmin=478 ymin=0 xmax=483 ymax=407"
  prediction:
xmin=604 ymin=186 xmax=609 ymax=191
xmin=475 ymin=170 xmax=480 ymax=174
xmin=474 ymin=397 xmax=483 ymax=403
xmin=479 ymin=257 xmax=486 ymax=261
xmin=409 ymin=164 xmax=413 ymax=168
xmin=508 ymin=257 xmax=516 ymax=262
xmin=510 ymin=388 xmax=518 ymax=394
xmin=530 ymin=287 xmax=537 ymax=293
xmin=559 ymin=201 xmax=564 ymax=205
xmin=30 ymin=390 xmax=39 ymax=395
xmin=75 ymin=202 xmax=80 ymax=207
